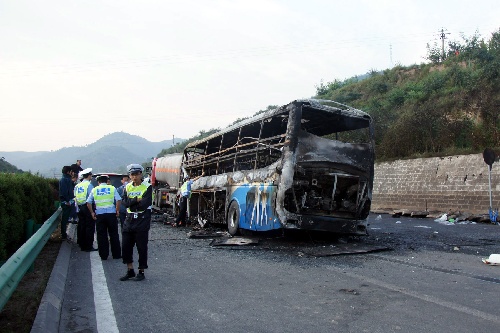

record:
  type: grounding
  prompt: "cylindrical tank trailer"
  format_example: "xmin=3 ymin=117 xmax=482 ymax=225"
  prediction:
xmin=151 ymin=153 xmax=183 ymax=212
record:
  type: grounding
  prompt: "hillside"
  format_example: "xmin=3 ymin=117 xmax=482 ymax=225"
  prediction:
xmin=0 ymin=158 xmax=23 ymax=173
xmin=0 ymin=132 xmax=182 ymax=178
xmin=314 ymin=29 xmax=500 ymax=160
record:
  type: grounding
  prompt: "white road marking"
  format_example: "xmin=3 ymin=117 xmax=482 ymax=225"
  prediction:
xmin=327 ymin=266 xmax=500 ymax=324
xmin=90 ymin=251 xmax=120 ymax=333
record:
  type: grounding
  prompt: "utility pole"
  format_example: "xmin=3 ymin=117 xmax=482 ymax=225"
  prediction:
xmin=439 ymin=28 xmax=450 ymax=61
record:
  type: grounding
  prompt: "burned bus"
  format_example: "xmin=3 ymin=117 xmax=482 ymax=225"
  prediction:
xmin=154 ymin=99 xmax=374 ymax=235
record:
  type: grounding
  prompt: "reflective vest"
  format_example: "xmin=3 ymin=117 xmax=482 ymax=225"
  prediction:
xmin=126 ymin=182 xmax=150 ymax=213
xmin=92 ymin=184 xmax=116 ymax=210
xmin=180 ymin=181 xmax=191 ymax=197
xmin=74 ymin=180 xmax=91 ymax=205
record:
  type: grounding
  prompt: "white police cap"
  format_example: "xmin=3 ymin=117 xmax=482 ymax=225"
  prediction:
xmin=127 ymin=164 xmax=144 ymax=174
xmin=78 ymin=168 xmax=93 ymax=179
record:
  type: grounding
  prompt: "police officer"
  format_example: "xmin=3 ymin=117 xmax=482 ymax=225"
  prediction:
xmin=74 ymin=168 xmax=95 ymax=251
xmin=173 ymin=172 xmax=204 ymax=227
xmin=86 ymin=174 xmax=122 ymax=260
xmin=120 ymin=164 xmax=152 ymax=282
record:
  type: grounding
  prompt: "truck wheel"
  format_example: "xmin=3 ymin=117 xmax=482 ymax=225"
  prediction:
xmin=227 ymin=201 xmax=240 ymax=236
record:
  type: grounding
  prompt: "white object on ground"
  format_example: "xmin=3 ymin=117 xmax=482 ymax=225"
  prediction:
xmin=434 ymin=214 xmax=447 ymax=222
xmin=482 ymin=254 xmax=500 ymax=265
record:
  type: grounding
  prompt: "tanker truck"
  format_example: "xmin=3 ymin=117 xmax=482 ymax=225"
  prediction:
xmin=150 ymin=153 xmax=184 ymax=214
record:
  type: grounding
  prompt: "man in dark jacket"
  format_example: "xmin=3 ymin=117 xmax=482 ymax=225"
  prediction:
xmin=70 ymin=159 xmax=83 ymax=175
xmin=59 ymin=165 xmax=75 ymax=240
xmin=119 ymin=164 xmax=152 ymax=282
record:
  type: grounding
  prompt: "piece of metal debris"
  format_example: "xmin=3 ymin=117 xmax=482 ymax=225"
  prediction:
xmin=188 ymin=230 xmax=226 ymax=239
xmin=339 ymin=288 xmax=359 ymax=295
xmin=197 ymin=216 xmax=208 ymax=228
xmin=301 ymin=244 xmax=391 ymax=257
xmin=210 ymin=237 xmax=259 ymax=246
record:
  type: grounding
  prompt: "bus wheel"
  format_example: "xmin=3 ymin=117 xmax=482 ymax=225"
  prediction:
xmin=227 ymin=201 xmax=240 ymax=236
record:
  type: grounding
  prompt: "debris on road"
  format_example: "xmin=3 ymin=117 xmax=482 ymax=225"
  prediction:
xmin=392 ymin=210 xmax=429 ymax=218
xmin=188 ymin=230 xmax=227 ymax=239
xmin=434 ymin=214 xmax=448 ymax=222
xmin=210 ymin=237 xmax=259 ymax=246
xmin=410 ymin=211 xmax=429 ymax=218
xmin=482 ymin=254 xmax=500 ymax=265
xmin=301 ymin=244 xmax=391 ymax=257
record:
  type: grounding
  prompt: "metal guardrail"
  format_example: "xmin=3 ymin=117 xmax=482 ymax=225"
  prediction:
xmin=0 ymin=207 xmax=61 ymax=311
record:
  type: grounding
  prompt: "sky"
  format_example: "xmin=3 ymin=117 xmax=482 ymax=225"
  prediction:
xmin=0 ymin=0 xmax=499 ymax=152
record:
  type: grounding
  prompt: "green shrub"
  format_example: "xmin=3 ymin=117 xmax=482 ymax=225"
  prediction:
xmin=0 ymin=173 xmax=57 ymax=261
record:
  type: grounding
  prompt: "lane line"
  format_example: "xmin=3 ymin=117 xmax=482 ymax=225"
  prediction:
xmin=369 ymin=254 xmax=500 ymax=284
xmin=327 ymin=266 xmax=500 ymax=324
xmin=90 ymin=252 xmax=120 ymax=333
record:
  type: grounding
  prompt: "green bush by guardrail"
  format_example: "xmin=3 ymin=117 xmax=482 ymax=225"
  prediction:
xmin=0 ymin=173 xmax=58 ymax=261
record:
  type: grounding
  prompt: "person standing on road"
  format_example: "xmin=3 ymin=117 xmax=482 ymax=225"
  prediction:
xmin=173 ymin=172 xmax=203 ymax=227
xmin=86 ymin=174 xmax=122 ymax=260
xmin=120 ymin=164 xmax=152 ymax=282
xmin=59 ymin=165 xmax=75 ymax=240
xmin=70 ymin=159 xmax=83 ymax=175
xmin=116 ymin=174 xmax=130 ymax=230
xmin=68 ymin=172 xmax=79 ymax=224
xmin=68 ymin=160 xmax=83 ymax=223
xmin=74 ymin=168 xmax=95 ymax=251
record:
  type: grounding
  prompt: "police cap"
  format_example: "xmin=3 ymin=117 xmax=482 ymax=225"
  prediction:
xmin=79 ymin=168 xmax=93 ymax=180
xmin=127 ymin=164 xmax=144 ymax=174
xmin=96 ymin=174 xmax=109 ymax=182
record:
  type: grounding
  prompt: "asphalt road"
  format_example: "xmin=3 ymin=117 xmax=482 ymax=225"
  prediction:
xmin=57 ymin=213 xmax=500 ymax=333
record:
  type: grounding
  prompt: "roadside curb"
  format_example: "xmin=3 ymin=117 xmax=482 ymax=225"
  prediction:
xmin=30 ymin=224 xmax=76 ymax=333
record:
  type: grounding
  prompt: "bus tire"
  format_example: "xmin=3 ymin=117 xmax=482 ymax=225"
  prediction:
xmin=227 ymin=201 xmax=240 ymax=236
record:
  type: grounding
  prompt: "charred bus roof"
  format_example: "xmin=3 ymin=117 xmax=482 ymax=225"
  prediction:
xmin=185 ymin=99 xmax=372 ymax=152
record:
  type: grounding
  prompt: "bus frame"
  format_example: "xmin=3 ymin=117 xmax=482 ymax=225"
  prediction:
xmin=181 ymin=99 xmax=375 ymax=236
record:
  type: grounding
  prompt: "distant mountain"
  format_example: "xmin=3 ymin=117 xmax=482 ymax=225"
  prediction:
xmin=0 ymin=132 xmax=183 ymax=178
xmin=0 ymin=158 xmax=23 ymax=173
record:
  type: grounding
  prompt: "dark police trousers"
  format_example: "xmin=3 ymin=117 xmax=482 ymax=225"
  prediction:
xmin=78 ymin=205 xmax=95 ymax=251
xmin=95 ymin=213 xmax=121 ymax=260
xmin=175 ymin=196 xmax=188 ymax=224
xmin=122 ymin=210 xmax=151 ymax=270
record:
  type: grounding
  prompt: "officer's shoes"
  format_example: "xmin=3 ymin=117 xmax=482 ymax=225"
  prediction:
xmin=133 ymin=272 xmax=145 ymax=281
xmin=120 ymin=269 xmax=136 ymax=281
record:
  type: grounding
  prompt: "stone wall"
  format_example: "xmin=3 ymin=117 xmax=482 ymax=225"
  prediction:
xmin=371 ymin=154 xmax=500 ymax=214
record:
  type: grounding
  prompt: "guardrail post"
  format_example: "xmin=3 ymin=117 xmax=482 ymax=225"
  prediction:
xmin=25 ymin=219 xmax=35 ymax=240
xmin=25 ymin=219 xmax=36 ymax=273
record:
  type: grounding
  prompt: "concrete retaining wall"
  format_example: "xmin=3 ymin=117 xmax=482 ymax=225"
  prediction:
xmin=371 ymin=154 xmax=500 ymax=214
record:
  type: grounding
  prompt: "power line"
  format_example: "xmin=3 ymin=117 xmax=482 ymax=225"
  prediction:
xmin=0 ymin=30 xmax=460 ymax=78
